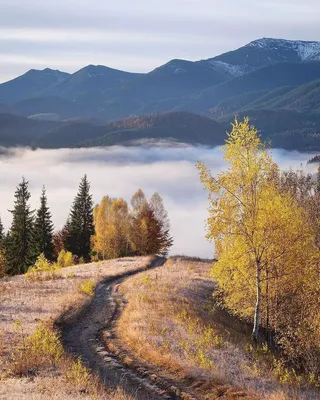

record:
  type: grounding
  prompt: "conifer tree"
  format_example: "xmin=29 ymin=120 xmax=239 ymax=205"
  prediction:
xmin=34 ymin=187 xmax=54 ymax=260
xmin=66 ymin=175 xmax=94 ymax=260
xmin=6 ymin=178 xmax=36 ymax=275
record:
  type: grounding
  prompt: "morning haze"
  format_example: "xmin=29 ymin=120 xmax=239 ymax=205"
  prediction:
xmin=0 ymin=145 xmax=316 ymax=257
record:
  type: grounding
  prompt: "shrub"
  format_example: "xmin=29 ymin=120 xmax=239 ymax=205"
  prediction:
xmin=57 ymin=249 xmax=74 ymax=268
xmin=65 ymin=358 xmax=91 ymax=388
xmin=25 ymin=253 xmax=61 ymax=281
xmin=79 ymin=280 xmax=95 ymax=296
xmin=9 ymin=321 xmax=63 ymax=376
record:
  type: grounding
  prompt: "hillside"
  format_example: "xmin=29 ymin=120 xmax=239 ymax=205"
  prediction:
xmin=80 ymin=112 xmax=227 ymax=148
xmin=220 ymin=109 xmax=320 ymax=151
xmin=174 ymin=62 xmax=320 ymax=113
xmin=0 ymin=111 xmax=227 ymax=149
xmin=1 ymin=109 xmax=320 ymax=151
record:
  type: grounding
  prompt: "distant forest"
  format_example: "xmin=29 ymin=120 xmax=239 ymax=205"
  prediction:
xmin=0 ymin=176 xmax=173 ymax=277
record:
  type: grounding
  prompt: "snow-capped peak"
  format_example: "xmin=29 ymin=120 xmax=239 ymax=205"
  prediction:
xmin=247 ymin=38 xmax=320 ymax=61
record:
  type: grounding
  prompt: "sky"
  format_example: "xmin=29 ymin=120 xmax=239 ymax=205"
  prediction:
xmin=0 ymin=0 xmax=319 ymax=83
xmin=0 ymin=145 xmax=316 ymax=258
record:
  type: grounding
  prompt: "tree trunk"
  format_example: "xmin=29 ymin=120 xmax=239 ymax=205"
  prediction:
xmin=252 ymin=262 xmax=262 ymax=343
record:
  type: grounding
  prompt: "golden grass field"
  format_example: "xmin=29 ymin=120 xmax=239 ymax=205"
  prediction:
xmin=117 ymin=257 xmax=318 ymax=400
xmin=0 ymin=256 xmax=152 ymax=400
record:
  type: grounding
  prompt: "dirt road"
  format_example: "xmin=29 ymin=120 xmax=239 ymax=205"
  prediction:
xmin=59 ymin=257 xmax=191 ymax=400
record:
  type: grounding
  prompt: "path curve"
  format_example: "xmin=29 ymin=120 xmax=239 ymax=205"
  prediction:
xmin=58 ymin=257 xmax=191 ymax=400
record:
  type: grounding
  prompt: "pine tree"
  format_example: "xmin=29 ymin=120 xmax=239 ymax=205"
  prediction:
xmin=6 ymin=178 xmax=36 ymax=275
xmin=34 ymin=187 xmax=54 ymax=260
xmin=66 ymin=175 xmax=94 ymax=260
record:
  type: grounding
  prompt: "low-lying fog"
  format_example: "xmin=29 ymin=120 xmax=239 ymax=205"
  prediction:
xmin=0 ymin=145 xmax=317 ymax=258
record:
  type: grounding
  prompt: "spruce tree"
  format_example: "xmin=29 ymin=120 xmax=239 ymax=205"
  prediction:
xmin=34 ymin=187 xmax=54 ymax=260
xmin=6 ymin=178 xmax=36 ymax=275
xmin=66 ymin=175 xmax=94 ymax=260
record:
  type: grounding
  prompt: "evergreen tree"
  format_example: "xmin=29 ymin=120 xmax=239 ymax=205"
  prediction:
xmin=34 ymin=187 xmax=54 ymax=260
xmin=6 ymin=178 xmax=36 ymax=275
xmin=66 ymin=175 xmax=94 ymax=260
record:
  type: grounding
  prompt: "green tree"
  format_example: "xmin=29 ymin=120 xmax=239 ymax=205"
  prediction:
xmin=34 ymin=187 xmax=54 ymax=260
xmin=6 ymin=178 xmax=36 ymax=275
xmin=66 ymin=175 xmax=94 ymax=260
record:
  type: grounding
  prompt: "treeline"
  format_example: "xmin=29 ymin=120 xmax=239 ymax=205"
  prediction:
xmin=198 ymin=118 xmax=320 ymax=379
xmin=0 ymin=176 xmax=173 ymax=276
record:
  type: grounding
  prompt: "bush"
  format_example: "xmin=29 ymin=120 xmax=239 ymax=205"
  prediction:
xmin=79 ymin=280 xmax=96 ymax=297
xmin=25 ymin=253 xmax=61 ymax=281
xmin=57 ymin=249 xmax=74 ymax=268
xmin=9 ymin=321 xmax=63 ymax=376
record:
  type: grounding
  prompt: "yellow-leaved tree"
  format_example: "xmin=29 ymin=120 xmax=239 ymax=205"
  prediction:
xmin=92 ymin=196 xmax=131 ymax=259
xmin=197 ymin=118 xmax=318 ymax=343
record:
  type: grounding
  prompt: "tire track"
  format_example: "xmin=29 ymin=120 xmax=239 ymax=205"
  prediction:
xmin=58 ymin=257 xmax=193 ymax=400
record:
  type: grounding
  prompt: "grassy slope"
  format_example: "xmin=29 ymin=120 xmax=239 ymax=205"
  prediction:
xmin=0 ymin=257 xmax=151 ymax=400
xmin=117 ymin=258 xmax=318 ymax=400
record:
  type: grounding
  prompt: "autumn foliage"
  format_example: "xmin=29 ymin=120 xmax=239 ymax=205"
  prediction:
xmin=197 ymin=118 xmax=320 ymax=377
xmin=92 ymin=190 xmax=173 ymax=260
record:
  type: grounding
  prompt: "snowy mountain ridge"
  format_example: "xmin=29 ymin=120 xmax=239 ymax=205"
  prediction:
xmin=247 ymin=38 xmax=320 ymax=61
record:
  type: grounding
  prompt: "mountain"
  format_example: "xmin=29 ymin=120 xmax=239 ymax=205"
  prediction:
xmin=0 ymin=68 xmax=69 ymax=104
xmin=85 ymin=59 xmax=233 ymax=121
xmin=173 ymin=61 xmax=320 ymax=114
xmin=211 ymin=38 xmax=320 ymax=74
xmin=1 ymin=37 xmax=320 ymax=151
xmin=42 ymin=65 xmax=143 ymax=100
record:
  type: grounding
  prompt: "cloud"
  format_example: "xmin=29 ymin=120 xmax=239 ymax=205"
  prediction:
xmin=0 ymin=145 xmax=315 ymax=258
xmin=0 ymin=0 xmax=319 ymax=81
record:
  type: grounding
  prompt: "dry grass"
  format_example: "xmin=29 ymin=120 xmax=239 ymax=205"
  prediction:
xmin=117 ymin=257 xmax=319 ymax=400
xmin=0 ymin=256 xmax=151 ymax=399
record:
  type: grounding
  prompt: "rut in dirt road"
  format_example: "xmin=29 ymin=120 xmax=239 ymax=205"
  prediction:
xmin=59 ymin=257 xmax=188 ymax=400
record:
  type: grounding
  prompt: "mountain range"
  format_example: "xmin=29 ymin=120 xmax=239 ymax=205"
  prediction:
xmin=1 ymin=37 xmax=320 ymax=151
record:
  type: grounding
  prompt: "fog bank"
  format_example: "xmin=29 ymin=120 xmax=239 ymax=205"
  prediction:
xmin=0 ymin=146 xmax=316 ymax=258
